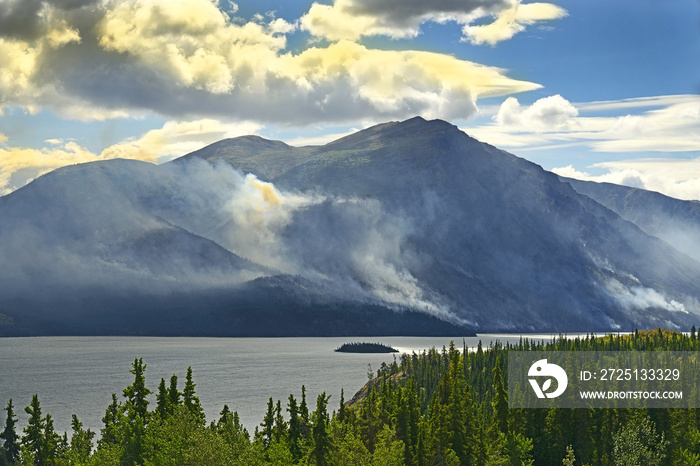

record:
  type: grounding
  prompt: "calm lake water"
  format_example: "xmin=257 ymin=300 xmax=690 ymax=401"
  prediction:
xmin=0 ymin=334 xmax=585 ymax=435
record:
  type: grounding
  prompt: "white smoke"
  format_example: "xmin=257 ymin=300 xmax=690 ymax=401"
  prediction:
xmin=153 ymin=159 xmax=456 ymax=320
xmin=604 ymin=278 xmax=687 ymax=314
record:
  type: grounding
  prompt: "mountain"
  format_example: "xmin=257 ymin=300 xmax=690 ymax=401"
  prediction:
xmin=1 ymin=117 xmax=699 ymax=336
xmin=562 ymin=177 xmax=700 ymax=263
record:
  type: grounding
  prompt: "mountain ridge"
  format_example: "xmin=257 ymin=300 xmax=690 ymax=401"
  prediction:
xmin=1 ymin=117 xmax=699 ymax=336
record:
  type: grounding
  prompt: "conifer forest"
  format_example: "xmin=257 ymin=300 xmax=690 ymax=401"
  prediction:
xmin=3 ymin=328 xmax=700 ymax=465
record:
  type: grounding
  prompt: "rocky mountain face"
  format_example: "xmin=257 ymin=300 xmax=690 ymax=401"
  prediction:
xmin=1 ymin=117 xmax=699 ymax=336
xmin=562 ymin=177 xmax=700 ymax=263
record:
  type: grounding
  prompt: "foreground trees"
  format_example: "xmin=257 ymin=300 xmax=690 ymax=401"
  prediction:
xmin=1 ymin=329 xmax=699 ymax=465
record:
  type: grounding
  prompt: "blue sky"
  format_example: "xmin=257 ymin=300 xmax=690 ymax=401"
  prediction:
xmin=1 ymin=0 xmax=698 ymax=198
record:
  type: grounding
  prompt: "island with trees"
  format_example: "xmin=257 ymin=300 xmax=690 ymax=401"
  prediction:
xmin=335 ymin=342 xmax=399 ymax=353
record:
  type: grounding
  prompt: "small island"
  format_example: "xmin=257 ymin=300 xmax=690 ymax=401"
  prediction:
xmin=335 ymin=342 xmax=399 ymax=353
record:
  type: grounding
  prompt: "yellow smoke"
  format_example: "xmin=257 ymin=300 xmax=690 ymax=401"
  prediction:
xmin=249 ymin=177 xmax=282 ymax=207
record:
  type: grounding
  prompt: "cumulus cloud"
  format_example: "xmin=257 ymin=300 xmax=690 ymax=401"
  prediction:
xmin=472 ymin=94 xmax=700 ymax=149
xmin=300 ymin=0 xmax=566 ymax=44
xmin=0 ymin=0 xmax=540 ymax=124
xmin=0 ymin=141 xmax=95 ymax=195
xmin=100 ymin=119 xmax=263 ymax=164
xmin=553 ymin=158 xmax=700 ymax=201
xmin=463 ymin=2 xmax=567 ymax=45
xmin=466 ymin=94 xmax=700 ymax=200
xmin=0 ymin=118 xmax=263 ymax=194
xmin=495 ymin=94 xmax=578 ymax=131
xmin=0 ymin=0 xmax=546 ymax=196
xmin=475 ymin=94 xmax=700 ymax=150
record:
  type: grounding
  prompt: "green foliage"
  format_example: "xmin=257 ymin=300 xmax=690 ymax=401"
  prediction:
xmin=67 ymin=415 xmax=94 ymax=465
xmin=123 ymin=357 xmax=151 ymax=421
xmin=22 ymin=394 xmax=45 ymax=466
xmin=612 ymin=414 xmax=668 ymax=466
xmin=1 ymin=399 xmax=20 ymax=465
xmin=182 ymin=367 xmax=205 ymax=425
xmin=310 ymin=393 xmax=331 ymax=465
xmin=562 ymin=445 xmax=575 ymax=466
xmin=5 ymin=327 xmax=700 ymax=465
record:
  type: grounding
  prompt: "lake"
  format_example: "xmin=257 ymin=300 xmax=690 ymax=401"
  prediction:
xmin=0 ymin=334 xmax=584 ymax=436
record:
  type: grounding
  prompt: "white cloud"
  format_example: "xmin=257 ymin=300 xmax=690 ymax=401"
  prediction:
xmin=470 ymin=94 xmax=700 ymax=152
xmin=463 ymin=2 xmax=567 ymax=45
xmin=553 ymin=158 xmax=700 ymax=201
xmin=0 ymin=0 xmax=542 ymax=125
xmin=101 ymin=119 xmax=263 ymax=163
xmin=300 ymin=0 xmax=566 ymax=44
xmin=0 ymin=142 xmax=96 ymax=195
xmin=0 ymin=118 xmax=263 ymax=194
xmin=467 ymin=94 xmax=700 ymax=200
xmin=495 ymin=94 xmax=578 ymax=131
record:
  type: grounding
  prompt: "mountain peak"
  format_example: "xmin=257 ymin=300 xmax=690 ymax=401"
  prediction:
xmin=324 ymin=116 xmax=461 ymax=151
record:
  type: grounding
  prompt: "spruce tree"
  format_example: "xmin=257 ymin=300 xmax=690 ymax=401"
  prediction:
xmin=337 ymin=389 xmax=346 ymax=424
xmin=69 ymin=415 xmax=94 ymax=464
xmin=310 ymin=393 xmax=331 ymax=466
xmin=492 ymin=359 xmax=509 ymax=435
xmin=155 ymin=378 xmax=169 ymax=419
xmin=0 ymin=399 xmax=19 ymax=465
xmin=260 ymin=398 xmax=275 ymax=448
xmin=122 ymin=358 xmax=151 ymax=466
xmin=273 ymin=400 xmax=287 ymax=444
xmin=42 ymin=414 xmax=62 ymax=464
xmin=182 ymin=366 xmax=205 ymax=424
xmin=23 ymin=395 xmax=45 ymax=466
xmin=287 ymin=394 xmax=303 ymax=462
xmin=299 ymin=385 xmax=311 ymax=440
xmin=123 ymin=357 xmax=150 ymax=420
xmin=98 ymin=393 xmax=121 ymax=448
xmin=168 ymin=374 xmax=180 ymax=413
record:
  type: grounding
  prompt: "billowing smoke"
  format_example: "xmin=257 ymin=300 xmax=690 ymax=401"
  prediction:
xmin=604 ymin=278 xmax=688 ymax=314
xmin=0 ymin=157 xmax=456 ymax=322
xmin=151 ymin=158 xmax=455 ymax=319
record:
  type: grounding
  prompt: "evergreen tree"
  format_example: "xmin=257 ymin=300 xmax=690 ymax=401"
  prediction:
xmin=260 ymin=397 xmax=275 ymax=448
xmin=68 ymin=414 xmax=94 ymax=464
xmin=182 ymin=366 xmax=205 ymax=425
xmin=310 ymin=393 xmax=331 ymax=466
xmin=122 ymin=358 xmax=151 ymax=465
xmin=287 ymin=393 xmax=304 ymax=462
xmin=22 ymin=395 xmax=45 ymax=466
xmin=155 ymin=378 xmax=169 ymax=420
xmin=337 ymin=388 xmax=346 ymax=424
xmin=0 ymin=399 xmax=19 ymax=465
xmin=273 ymin=399 xmax=287 ymax=444
xmin=216 ymin=405 xmax=250 ymax=459
xmin=372 ymin=426 xmax=405 ymax=466
xmin=22 ymin=394 xmax=55 ymax=466
xmin=168 ymin=374 xmax=180 ymax=413
xmin=98 ymin=393 xmax=122 ymax=448
xmin=299 ymin=385 xmax=311 ymax=440
xmin=41 ymin=414 xmax=62 ymax=464
xmin=492 ymin=359 xmax=509 ymax=435
xmin=123 ymin=357 xmax=150 ymax=420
